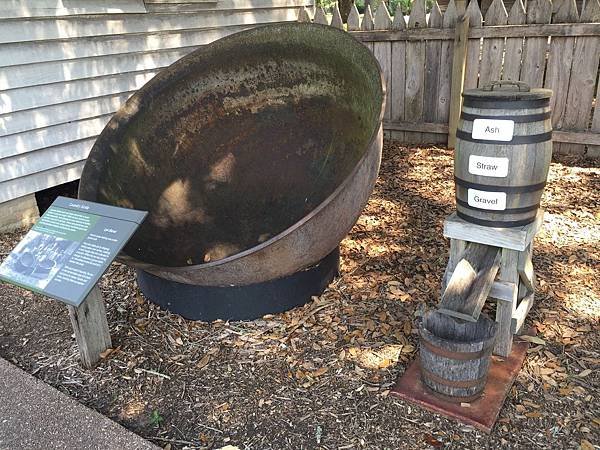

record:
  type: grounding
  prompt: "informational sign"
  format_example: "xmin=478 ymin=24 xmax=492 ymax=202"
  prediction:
xmin=472 ymin=119 xmax=514 ymax=142
xmin=0 ymin=197 xmax=146 ymax=307
xmin=468 ymin=155 xmax=510 ymax=178
xmin=467 ymin=188 xmax=507 ymax=211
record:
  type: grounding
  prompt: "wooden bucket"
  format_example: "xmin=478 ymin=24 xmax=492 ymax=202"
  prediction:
xmin=455 ymin=81 xmax=552 ymax=227
xmin=419 ymin=310 xmax=498 ymax=402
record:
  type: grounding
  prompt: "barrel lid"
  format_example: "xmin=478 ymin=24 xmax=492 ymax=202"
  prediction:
xmin=463 ymin=81 xmax=552 ymax=101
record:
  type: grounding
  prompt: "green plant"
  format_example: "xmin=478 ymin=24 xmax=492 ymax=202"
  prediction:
xmin=149 ymin=409 xmax=164 ymax=427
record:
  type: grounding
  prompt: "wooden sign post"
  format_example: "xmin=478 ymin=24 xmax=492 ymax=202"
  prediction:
xmin=68 ymin=286 xmax=112 ymax=369
xmin=0 ymin=197 xmax=146 ymax=368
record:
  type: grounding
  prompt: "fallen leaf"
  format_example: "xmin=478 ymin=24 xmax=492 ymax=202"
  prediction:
xmin=423 ymin=434 xmax=442 ymax=447
xmin=519 ymin=335 xmax=546 ymax=346
xmin=578 ymin=369 xmax=592 ymax=378
xmin=313 ymin=367 xmax=329 ymax=377
xmin=580 ymin=440 xmax=594 ymax=450
xmin=196 ymin=354 xmax=211 ymax=370
xmin=99 ymin=348 xmax=115 ymax=359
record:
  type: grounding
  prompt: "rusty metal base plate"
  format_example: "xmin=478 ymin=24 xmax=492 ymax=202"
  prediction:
xmin=390 ymin=336 xmax=530 ymax=433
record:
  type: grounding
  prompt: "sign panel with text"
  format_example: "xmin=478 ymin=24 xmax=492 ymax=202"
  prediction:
xmin=0 ymin=197 xmax=146 ymax=307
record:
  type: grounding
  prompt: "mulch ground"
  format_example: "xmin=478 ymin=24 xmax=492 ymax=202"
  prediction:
xmin=0 ymin=141 xmax=598 ymax=450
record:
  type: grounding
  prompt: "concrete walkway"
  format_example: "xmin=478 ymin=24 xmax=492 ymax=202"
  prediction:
xmin=0 ymin=358 xmax=158 ymax=450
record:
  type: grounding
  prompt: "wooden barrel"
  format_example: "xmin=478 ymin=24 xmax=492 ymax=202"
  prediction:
xmin=455 ymin=81 xmax=552 ymax=227
xmin=419 ymin=310 xmax=497 ymax=402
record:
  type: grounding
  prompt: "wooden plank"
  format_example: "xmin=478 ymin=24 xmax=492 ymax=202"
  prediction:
xmin=144 ymin=0 xmax=308 ymax=5
xmin=349 ymin=22 xmax=600 ymax=41
xmin=518 ymin=244 xmax=535 ymax=292
xmin=443 ymin=211 xmax=543 ymax=251
xmin=544 ymin=0 xmax=579 ymax=155
xmin=478 ymin=0 xmax=508 ymax=87
xmin=382 ymin=121 xmax=600 ymax=143
xmin=560 ymin=0 xmax=600 ymax=154
xmin=494 ymin=248 xmax=519 ymax=356
xmin=445 ymin=273 xmax=519 ymax=303
xmin=519 ymin=0 xmax=553 ymax=87
xmin=502 ymin=0 xmax=527 ymax=81
xmin=447 ymin=14 xmax=469 ymax=149
xmin=512 ymin=292 xmax=534 ymax=334
xmin=374 ymin=41 xmax=392 ymax=120
xmin=463 ymin=0 xmax=483 ymax=89
xmin=0 ymin=0 xmax=146 ymax=19
xmin=314 ymin=6 xmax=328 ymax=24
xmin=331 ymin=3 xmax=344 ymax=29
xmin=374 ymin=1 xmax=393 ymax=30
xmin=404 ymin=0 xmax=428 ymax=144
xmin=0 ymin=91 xmax=132 ymax=136
xmin=145 ymin=0 xmax=309 ymax=12
xmin=384 ymin=121 xmax=449 ymax=133
xmin=0 ymin=9 xmax=301 ymax=44
xmin=0 ymin=47 xmax=195 ymax=90
xmin=374 ymin=3 xmax=393 ymax=121
xmin=389 ymin=7 xmax=407 ymax=142
xmin=511 ymin=293 xmax=534 ymax=333
xmin=423 ymin=2 xmax=444 ymax=143
xmin=0 ymin=25 xmax=255 ymax=68
xmin=362 ymin=5 xmax=375 ymax=31
xmin=551 ymin=130 xmax=600 ymax=144
xmin=297 ymin=6 xmax=312 ymax=22
xmin=68 ymin=286 xmax=112 ymax=369
xmin=442 ymin=238 xmax=467 ymax=291
xmin=439 ymin=243 xmax=501 ymax=322
xmin=1 ymin=70 xmax=159 ymax=114
xmin=0 ymin=160 xmax=85 ymax=204
xmin=590 ymin=37 xmax=600 ymax=157
xmin=347 ymin=3 xmax=361 ymax=30
xmin=0 ymin=115 xmax=111 ymax=159
xmin=0 ymin=138 xmax=95 ymax=183
xmin=437 ymin=0 xmax=458 ymax=126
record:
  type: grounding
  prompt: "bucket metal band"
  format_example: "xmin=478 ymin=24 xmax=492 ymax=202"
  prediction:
xmin=462 ymin=97 xmax=550 ymax=109
xmin=422 ymin=383 xmax=484 ymax=403
xmin=460 ymin=111 xmax=551 ymax=123
xmin=421 ymin=366 xmax=487 ymax=389
xmin=456 ymin=211 xmax=536 ymax=228
xmin=456 ymin=129 xmax=552 ymax=145
xmin=454 ymin=176 xmax=546 ymax=193
xmin=421 ymin=338 xmax=493 ymax=361
xmin=456 ymin=197 xmax=540 ymax=214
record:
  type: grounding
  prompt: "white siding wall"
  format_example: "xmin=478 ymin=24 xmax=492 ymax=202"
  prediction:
xmin=0 ymin=0 xmax=312 ymax=204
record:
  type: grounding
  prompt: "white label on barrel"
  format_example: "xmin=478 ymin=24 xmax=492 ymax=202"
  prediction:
xmin=468 ymin=189 xmax=507 ymax=210
xmin=471 ymin=119 xmax=514 ymax=141
xmin=468 ymin=155 xmax=509 ymax=177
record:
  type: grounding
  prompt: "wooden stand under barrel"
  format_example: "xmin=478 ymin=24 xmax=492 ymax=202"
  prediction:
xmin=441 ymin=210 xmax=542 ymax=356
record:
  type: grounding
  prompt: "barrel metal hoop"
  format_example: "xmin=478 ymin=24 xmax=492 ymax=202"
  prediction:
xmin=462 ymin=98 xmax=550 ymax=109
xmin=421 ymin=366 xmax=487 ymax=389
xmin=456 ymin=211 xmax=536 ymax=227
xmin=456 ymin=197 xmax=540 ymax=214
xmin=460 ymin=111 xmax=551 ymax=123
xmin=454 ymin=176 xmax=546 ymax=193
xmin=421 ymin=338 xmax=493 ymax=361
xmin=422 ymin=384 xmax=484 ymax=403
xmin=456 ymin=129 xmax=552 ymax=145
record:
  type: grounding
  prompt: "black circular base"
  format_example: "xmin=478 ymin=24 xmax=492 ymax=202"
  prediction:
xmin=136 ymin=247 xmax=340 ymax=321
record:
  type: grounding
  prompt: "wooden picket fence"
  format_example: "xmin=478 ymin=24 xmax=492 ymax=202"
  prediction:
xmin=298 ymin=0 xmax=600 ymax=156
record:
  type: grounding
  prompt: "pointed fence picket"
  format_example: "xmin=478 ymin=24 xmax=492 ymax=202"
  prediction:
xmin=299 ymin=0 xmax=600 ymax=156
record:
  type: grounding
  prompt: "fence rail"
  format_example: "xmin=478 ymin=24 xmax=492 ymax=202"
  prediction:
xmin=299 ymin=0 xmax=600 ymax=156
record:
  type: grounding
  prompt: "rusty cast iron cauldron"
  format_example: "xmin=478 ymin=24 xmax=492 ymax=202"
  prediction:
xmin=79 ymin=23 xmax=385 ymax=320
